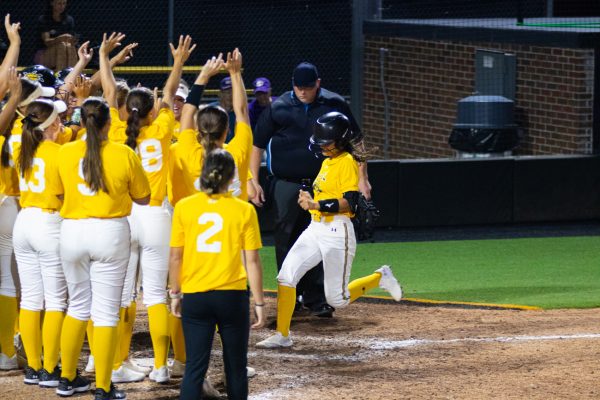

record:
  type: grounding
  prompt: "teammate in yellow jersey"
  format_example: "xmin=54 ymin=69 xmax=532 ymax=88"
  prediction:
xmin=11 ymin=97 xmax=66 ymax=388
xmin=0 ymin=66 xmax=22 ymax=371
xmin=256 ymin=112 xmax=403 ymax=349
xmin=169 ymin=149 xmax=265 ymax=400
xmin=100 ymin=31 xmax=196 ymax=385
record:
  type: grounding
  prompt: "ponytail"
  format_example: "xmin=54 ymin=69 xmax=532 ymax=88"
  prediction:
xmin=125 ymin=108 xmax=141 ymax=150
xmin=125 ymin=88 xmax=154 ymax=151
xmin=197 ymin=105 xmax=229 ymax=157
xmin=81 ymin=97 xmax=110 ymax=193
xmin=200 ymin=148 xmax=235 ymax=195
xmin=18 ymin=101 xmax=55 ymax=177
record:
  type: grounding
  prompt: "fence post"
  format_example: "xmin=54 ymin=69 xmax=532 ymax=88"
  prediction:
xmin=168 ymin=0 xmax=174 ymax=66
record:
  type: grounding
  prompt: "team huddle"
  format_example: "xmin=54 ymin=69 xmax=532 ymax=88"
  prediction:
xmin=0 ymin=13 xmax=402 ymax=400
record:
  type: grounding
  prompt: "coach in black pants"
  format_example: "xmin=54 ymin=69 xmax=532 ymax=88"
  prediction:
xmin=251 ymin=62 xmax=370 ymax=317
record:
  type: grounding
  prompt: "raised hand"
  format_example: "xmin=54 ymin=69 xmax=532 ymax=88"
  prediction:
xmin=197 ymin=53 xmax=224 ymax=83
xmin=112 ymin=42 xmax=138 ymax=66
xmin=77 ymin=41 xmax=93 ymax=65
xmin=7 ymin=66 xmax=21 ymax=98
xmin=72 ymin=75 xmax=92 ymax=101
xmin=4 ymin=14 xmax=20 ymax=44
xmin=224 ymin=48 xmax=242 ymax=74
xmin=100 ymin=32 xmax=126 ymax=57
xmin=169 ymin=35 xmax=196 ymax=64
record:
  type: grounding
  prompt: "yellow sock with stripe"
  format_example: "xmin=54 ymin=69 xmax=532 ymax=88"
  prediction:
xmin=0 ymin=295 xmax=17 ymax=358
xmin=60 ymin=316 xmax=87 ymax=381
xmin=169 ymin=313 xmax=186 ymax=363
xmin=276 ymin=285 xmax=296 ymax=337
xmin=42 ymin=311 xmax=64 ymax=371
xmin=120 ymin=302 xmax=137 ymax=363
xmin=348 ymin=272 xmax=382 ymax=303
xmin=112 ymin=308 xmax=126 ymax=370
xmin=86 ymin=319 xmax=94 ymax=356
xmin=147 ymin=304 xmax=170 ymax=369
xmin=93 ymin=326 xmax=118 ymax=392
xmin=20 ymin=309 xmax=42 ymax=370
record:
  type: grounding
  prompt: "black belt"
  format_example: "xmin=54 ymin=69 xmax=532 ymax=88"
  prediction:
xmin=276 ymin=177 xmax=313 ymax=185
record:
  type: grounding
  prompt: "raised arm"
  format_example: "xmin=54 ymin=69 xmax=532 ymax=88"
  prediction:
xmin=162 ymin=35 xmax=196 ymax=109
xmin=180 ymin=53 xmax=224 ymax=132
xmin=224 ymin=48 xmax=249 ymax=126
xmin=0 ymin=14 xmax=21 ymax=98
xmin=56 ymin=41 xmax=93 ymax=102
xmin=0 ymin=67 xmax=22 ymax=134
xmin=89 ymin=41 xmax=138 ymax=93
xmin=99 ymin=32 xmax=126 ymax=109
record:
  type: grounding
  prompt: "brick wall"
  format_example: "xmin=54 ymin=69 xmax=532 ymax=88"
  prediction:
xmin=363 ymin=36 xmax=595 ymax=159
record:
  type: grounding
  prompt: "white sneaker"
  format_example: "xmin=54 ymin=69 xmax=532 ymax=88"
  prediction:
xmin=0 ymin=353 xmax=18 ymax=370
xmin=247 ymin=366 xmax=256 ymax=378
xmin=168 ymin=359 xmax=185 ymax=377
xmin=256 ymin=332 xmax=293 ymax=349
xmin=202 ymin=377 xmax=221 ymax=398
xmin=111 ymin=365 xmax=146 ymax=383
xmin=123 ymin=359 xmax=151 ymax=376
xmin=149 ymin=365 xmax=170 ymax=383
xmin=376 ymin=265 xmax=403 ymax=301
xmin=85 ymin=355 xmax=95 ymax=373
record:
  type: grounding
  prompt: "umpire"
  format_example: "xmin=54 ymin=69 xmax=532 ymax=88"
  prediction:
xmin=250 ymin=62 xmax=371 ymax=317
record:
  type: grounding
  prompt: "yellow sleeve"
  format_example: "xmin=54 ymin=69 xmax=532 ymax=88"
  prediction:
xmin=247 ymin=168 xmax=253 ymax=180
xmin=153 ymin=108 xmax=176 ymax=140
xmin=338 ymin=156 xmax=359 ymax=194
xmin=127 ymin=148 xmax=151 ymax=199
xmin=56 ymin=127 xmax=74 ymax=145
xmin=225 ymin=122 xmax=252 ymax=165
xmin=46 ymin=151 xmax=64 ymax=196
xmin=170 ymin=202 xmax=185 ymax=247
xmin=242 ymin=203 xmax=262 ymax=251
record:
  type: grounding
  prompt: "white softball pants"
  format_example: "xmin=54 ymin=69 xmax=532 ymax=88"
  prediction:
xmin=61 ymin=218 xmax=130 ymax=327
xmin=120 ymin=215 xmax=139 ymax=308
xmin=130 ymin=203 xmax=171 ymax=307
xmin=13 ymin=208 xmax=66 ymax=311
xmin=277 ymin=215 xmax=357 ymax=309
xmin=0 ymin=196 xmax=18 ymax=297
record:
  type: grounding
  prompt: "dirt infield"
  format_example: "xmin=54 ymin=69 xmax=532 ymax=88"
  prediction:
xmin=2 ymin=299 xmax=600 ymax=399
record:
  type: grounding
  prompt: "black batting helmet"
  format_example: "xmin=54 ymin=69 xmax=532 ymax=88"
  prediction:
xmin=22 ymin=65 xmax=57 ymax=88
xmin=310 ymin=111 xmax=351 ymax=147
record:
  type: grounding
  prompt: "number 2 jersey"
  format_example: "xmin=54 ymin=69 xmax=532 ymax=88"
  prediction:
xmin=170 ymin=191 xmax=262 ymax=293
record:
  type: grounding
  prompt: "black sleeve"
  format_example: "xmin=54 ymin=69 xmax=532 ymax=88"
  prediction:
xmin=343 ymin=191 xmax=360 ymax=213
xmin=253 ymin=103 xmax=276 ymax=149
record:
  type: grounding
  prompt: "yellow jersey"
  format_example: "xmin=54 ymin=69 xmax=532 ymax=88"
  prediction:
xmin=57 ymin=139 xmax=150 ymax=219
xmin=170 ymin=191 xmax=262 ymax=293
xmin=56 ymin=126 xmax=75 ymax=145
xmin=108 ymin=107 xmax=128 ymax=144
xmin=13 ymin=140 xmax=62 ymax=210
xmin=223 ymin=121 xmax=252 ymax=201
xmin=167 ymin=128 xmax=203 ymax=206
xmin=311 ymin=152 xmax=359 ymax=219
xmin=0 ymin=136 xmax=19 ymax=196
xmin=172 ymin=120 xmax=181 ymax=142
xmin=135 ymin=108 xmax=174 ymax=206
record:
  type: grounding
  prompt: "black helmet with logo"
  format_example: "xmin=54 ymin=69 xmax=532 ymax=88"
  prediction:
xmin=22 ymin=65 xmax=57 ymax=88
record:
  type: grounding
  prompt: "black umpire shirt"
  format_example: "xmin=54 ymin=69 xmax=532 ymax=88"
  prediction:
xmin=254 ymin=88 xmax=362 ymax=180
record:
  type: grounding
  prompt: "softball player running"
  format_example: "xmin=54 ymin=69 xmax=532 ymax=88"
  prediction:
xmin=12 ymin=96 xmax=68 ymax=388
xmin=0 ymin=66 xmax=21 ymax=371
xmin=256 ymin=112 xmax=403 ymax=349
xmin=109 ymin=33 xmax=195 ymax=384
xmin=169 ymin=148 xmax=265 ymax=400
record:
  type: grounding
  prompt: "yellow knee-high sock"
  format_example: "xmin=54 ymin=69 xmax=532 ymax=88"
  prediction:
xmin=348 ymin=272 xmax=382 ymax=303
xmin=169 ymin=313 xmax=186 ymax=363
xmin=112 ymin=308 xmax=126 ymax=370
xmin=14 ymin=310 xmax=19 ymax=336
xmin=147 ymin=304 xmax=169 ymax=369
xmin=60 ymin=316 xmax=87 ymax=381
xmin=93 ymin=326 xmax=118 ymax=392
xmin=20 ymin=309 xmax=42 ymax=370
xmin=276 ymin=285 xmax=296 ymax=337
xmin=42 ymin=311 xmax=64 ymax=371
xmin=86 ymin=319 xmax=94 ymax=357
xmin=0 ymin=295 xmax=17 ymax=357
xmin=120 ymin=302 xmax=136 ymax=363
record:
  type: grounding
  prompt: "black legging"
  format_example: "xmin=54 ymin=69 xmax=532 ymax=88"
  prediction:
xmin=180 ymin=290 xmax=250 ymax=400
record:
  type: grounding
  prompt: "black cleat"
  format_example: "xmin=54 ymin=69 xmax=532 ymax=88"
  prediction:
xmin=311 ymin=304 xmax=335 ymax=318
xmin=56 ymin=373 xmax=91 ymax=397
xmin=39 ymin=366 xmax=61 ymax=387
xmin=94 ymin=383 xmax=127 ymax=399
xmin=23 ymin=366 xmax=40 ymax=385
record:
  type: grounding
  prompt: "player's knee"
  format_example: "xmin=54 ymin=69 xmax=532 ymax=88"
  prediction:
xmin=20 ymin=294 xmax=44 ymax=312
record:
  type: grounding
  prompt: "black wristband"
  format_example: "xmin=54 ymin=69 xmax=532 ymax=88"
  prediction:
xmin=185 ymin=84 xmax=205 ymax=107
xmin=318 ymin=199 xmax=340 ymax=213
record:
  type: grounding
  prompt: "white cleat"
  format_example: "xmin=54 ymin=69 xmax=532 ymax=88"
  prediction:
xmin=149 ymin=365 xmax=170 ymax=383
xmin=376 ymin=265 xmax=403 ymax=301
xmin=168 ymin=359 xmax=185 ymax=378
xmin=123 ymin=359 xmax=151 ymax=376
xmin=256 ymin=332 xmax=293 ymax=349
xmin=111 ymin=365 xmax=146 ymax=383
xmin=202 ymin=377 xmax=221 ymax=398
xmin=85 ymin=354 xmax=95 ymax=373
xmin=246 ymin=366 xmax=256 ymax=378
xmin=0 ymin=353 xmax=18 ymax=370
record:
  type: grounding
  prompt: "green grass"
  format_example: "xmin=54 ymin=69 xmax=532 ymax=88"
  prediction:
xmin=259 ymin=236 xmax=600 ymax=310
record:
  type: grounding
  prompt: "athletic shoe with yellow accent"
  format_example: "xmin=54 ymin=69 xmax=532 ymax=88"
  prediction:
xmin=122 ymin=359 xmax=151 ymax=376
xmin=256 ymin=332 xmax=293 ymax=349
xmin=148 ymin=365 xmax=169 ymax=383
xmin=111 ymin=365 xmax=145 ymax=383
xmin=376 ymin=265 xmax=402 ymax=301
xmin=0 ymin=353 xmax=18 ymax=370
xmin=168 ymin=359 xmax=185 ymax=377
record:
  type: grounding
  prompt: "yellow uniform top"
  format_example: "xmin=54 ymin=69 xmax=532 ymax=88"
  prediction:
xmin=167 ymin=128 xmax=203 ymax=206
xmin=0 ymin=136 xmax=19 ymax=196
xmin=223 ymin=121 xmax=252 ymax=201
xmin=311 ymin=151 xmax=359 ymax=219
xmin=56 ymin=126 xmax=75 ymax=145
xmin=170 ymin=192 xmax=262 ymax=293
xmin=14 ymin=141 xmax=62 ymax=210
xmin=172 ymin=120 xmax=181 ymax=142
xmin=135 ymin=108 xmax=175 ymax=206
xmin=107 ymin=107 xmax=128 ymax=144
xmin=57 ymin=139 xmax=150 ymax=219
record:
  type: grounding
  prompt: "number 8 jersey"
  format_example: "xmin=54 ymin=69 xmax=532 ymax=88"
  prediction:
xmin=170 ymin=191 xmax=262 ymax=293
